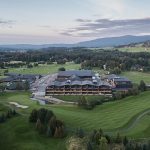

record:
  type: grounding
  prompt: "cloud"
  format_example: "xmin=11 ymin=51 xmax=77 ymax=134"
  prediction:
xmin=61 ymin=18 xmax=150 ymax=37
xmin=75 ymin=18 xmax=92 ymax=23
xmin=0 ymin=19 xmax=16 ymax=28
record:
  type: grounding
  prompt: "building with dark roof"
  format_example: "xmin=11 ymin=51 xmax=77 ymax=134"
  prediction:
xmin=46 ymin=70 xmax=112 ymax=95
xmin=106 ymin=74 xmax=133 ymax=91
xmin=0 ymin=73 xmax=40 ymax=90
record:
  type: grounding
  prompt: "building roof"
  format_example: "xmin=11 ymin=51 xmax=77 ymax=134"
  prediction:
xmin=58 ymin=70 xmax=94 ymax=77
xmin=106 ymin=74 xmax=131 ymax=82
xmin=49 ymin=79 xmax=111 ymax=87
xmin=113 ymin=77 xmax=131 ymax=82
xmin=0 ymin=73 xmax=38 ymax=83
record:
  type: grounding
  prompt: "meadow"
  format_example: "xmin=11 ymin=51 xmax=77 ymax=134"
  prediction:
xmin=121 ymin=71 xmax=150 ymax=84
xmin=1 ymin=62 xmax=80 ymax=75
xmin=117 ymin=46 xmax=150 ymax=52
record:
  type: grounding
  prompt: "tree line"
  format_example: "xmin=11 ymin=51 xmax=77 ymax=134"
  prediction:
xmin=1 ymin=48 xmax=150 ymax=72
xmin=29 ymin=108 xmax=66 ymax=138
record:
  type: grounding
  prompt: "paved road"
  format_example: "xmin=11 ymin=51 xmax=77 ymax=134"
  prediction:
xmin=31 ymin=73 xmax=57 ymax=96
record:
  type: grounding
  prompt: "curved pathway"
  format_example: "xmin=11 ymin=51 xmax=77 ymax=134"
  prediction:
xmin=105 ymin=109 xmax=150 ymax=135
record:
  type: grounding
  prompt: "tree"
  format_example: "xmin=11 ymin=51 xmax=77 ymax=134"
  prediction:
xmin=45 ymin=110 xmax=54 ymax=124
xmin=94 ymin=131 xmax=101 ymax=145
xmin=12 ymin=109 xmax=17 ymax=115
xmin=54 ymin=127 xmax=59 ymax=138
xmin=78 ymin=96 xmax=87 ymax=108
xmin=46 ymin=125 xmax=53 ymax=137
xmin=27 ymin=64 xmax=33 ymax=68
xmin=29 ymin=109 xmax=38 ymax=122
xmin=38 ymin=108 xmax=48 ymax=124
xmin=0 ymin=84 xmax=5 ymax=92
xmin=87 ymin=141 xmax=93 ymax=150
xmin=24 ymin=80 xmax=30 ymax=91
xmin=49 ymin=116 xmax=57 ymax=136
xmin=99 ymin=137 xmax=108 ymax=150
xmin=58 ymin=67 xmax=66 ymax=71
xmin=57 ymin=126 xmax=65 ymax=138
xmin=123 ymin=136 xmax=128 ymax=146
xmin=34 ymin=63 xmax=38 ymax=67
xmin=6 ymin=110 xmax=11 ymax=118
xmin=139 ymin=80 xmax=146 ymax=92
xmin=36 ymin=118 xmax=43 ymax=133
xmin=4 ymin=69 xmax=8 ymax=74
xmin=0 ymin=113 xmax=6 ymax=123
xmin=115 ymin=133 xmax=122 ymax=144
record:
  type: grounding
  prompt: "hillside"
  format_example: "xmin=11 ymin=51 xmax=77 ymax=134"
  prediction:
xmin=116 ymin=40 xmax=150 ymax=52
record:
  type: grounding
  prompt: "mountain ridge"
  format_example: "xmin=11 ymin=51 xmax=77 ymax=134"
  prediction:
xmin=0 ymin=35 xmax=150 ymax=50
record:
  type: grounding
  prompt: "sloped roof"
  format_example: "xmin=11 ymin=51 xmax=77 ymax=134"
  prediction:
xmin=58 ymin=70 xmax=94 ymax=77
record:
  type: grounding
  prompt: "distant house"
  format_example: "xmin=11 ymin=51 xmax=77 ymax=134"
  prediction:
xmin=0 ymin=73 xmax=40 ymax=90
xmin=46 ymin=70 xmax=112 ymax=96
xmin=105 ymin=74 xmax=133 ymax=91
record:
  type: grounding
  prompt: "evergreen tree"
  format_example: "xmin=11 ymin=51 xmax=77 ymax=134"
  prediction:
xmin=12 ymin=109 xmax=17 ymax=115
xmin=54 ymin=127 xmax=59 ymax=138
xmin=87 ymin=141 xmax=93 ymax=150
xmin=115 ymin=133 xmax=122 ymax=144
xmin=99 ymin=128 xmax=103 ymax=137
xmin=29 ymin=109 xmax=38 ymax=122
xmin=36 ymin=118 xmax=42 ymax=133
xmin=45 ymin=110 xmax=54 ymax=124
xmin=6 ymin=110 xmax=11 ymax=118
xmin=99 ymin=137 xmax=108 ymax=150
xmin=94 ymin=131 xmax=101 ymax=145
xmin=58 ymin=126 xmax=65 ymax=138
xmin=1 ymin=113 xmax=6 ymax=123
xmin=49 ymin=116 xmax=57 ymax=136
xmin=38 ymin=108 xmax=48 ymax=124
xmin=123 ymin=136 xmax=128 ymax=146
xmin=139 ymin=80 xmax=146 ymax=92
xmin=46 ymin=125 xmax=53 ymax=137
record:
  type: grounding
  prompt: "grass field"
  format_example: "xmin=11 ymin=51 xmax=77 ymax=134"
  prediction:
xmin=0 ymin=91 xmax=150 ymax=149
xmin=54 ymin=95 xmax=105 ymax=102
xmin=125 ymin=114 xmax=150 ymax=138
xmin=0 ymin=62 xmax=80 ymax=75
xmin=117 ymin=47 xmax=150 ymax=52
xmin=121 ymin=71 xmax=150 ymax=84
xmin=0 ymin=91 xmax=150 ymax=133
xmin=0 ymin=116 xmax=67 ymax=150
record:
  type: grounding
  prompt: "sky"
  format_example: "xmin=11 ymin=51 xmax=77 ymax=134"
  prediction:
xmin=0 ymin=0 xmax=150 ymax=44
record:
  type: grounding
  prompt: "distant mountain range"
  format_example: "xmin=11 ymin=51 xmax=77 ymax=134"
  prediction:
xmin=0 ymin=35 xmax=150 ymax=50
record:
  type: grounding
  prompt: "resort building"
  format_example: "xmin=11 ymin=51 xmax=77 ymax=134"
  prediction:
xmin=45 ymin=70 xmax=112 ymax=96
xmin=106 ymin=74 xmax=133 ymax=91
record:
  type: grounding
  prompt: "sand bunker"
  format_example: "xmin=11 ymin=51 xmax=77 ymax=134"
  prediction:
xmin=9 ymin=102 xmax=29 ymax=109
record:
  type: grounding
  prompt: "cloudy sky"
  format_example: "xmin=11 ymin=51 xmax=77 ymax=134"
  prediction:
xmin=0 ymin=0 xmax=150 ymax=44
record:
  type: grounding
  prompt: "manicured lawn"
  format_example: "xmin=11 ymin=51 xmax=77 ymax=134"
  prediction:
xmin=121 ymin=71 xmax=150 ymax=84
xmin=0 ymin=91 xmax=150 ymax=149
xmin=54 ymin=95 xmax=105 ymax=102
xmin=0 ymin=116 xmax=67 ymax=150
xmin=0 ymin=91 xmax=150 ymax=133
xmin=8 ymin=62 xmax=80 ymax=75
xmin=124 ymin=114 xmax=150 ymax=138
